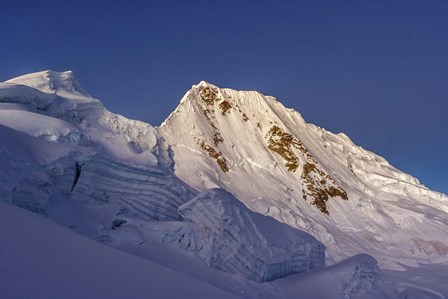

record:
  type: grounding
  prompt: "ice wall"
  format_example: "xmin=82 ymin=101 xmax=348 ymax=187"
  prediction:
xmin=171 ymin=189 xmax=325 ymax=282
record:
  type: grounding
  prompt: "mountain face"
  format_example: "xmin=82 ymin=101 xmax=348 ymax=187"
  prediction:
xmin=159 ymin=81 xmax=448 ymax=268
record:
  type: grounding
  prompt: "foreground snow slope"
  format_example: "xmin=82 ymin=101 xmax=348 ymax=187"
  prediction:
xmin=159 ymin=81 xmax=448 ymax=268
xmin=0 ymin=202 xmax=242 ymax=299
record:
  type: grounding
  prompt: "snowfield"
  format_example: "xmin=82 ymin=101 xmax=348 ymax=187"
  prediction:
xmin=0 ymin=70 xmax=447 ymax=298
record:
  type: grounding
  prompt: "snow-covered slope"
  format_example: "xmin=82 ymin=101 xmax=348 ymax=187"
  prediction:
xmin=0 ymin=201 xmax=243 ymax=299
xmin=159 ymin=81 xmax=448 ymax=268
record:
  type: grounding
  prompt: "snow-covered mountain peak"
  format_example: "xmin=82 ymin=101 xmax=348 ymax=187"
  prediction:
xmin=7 ymin=70 xmax=90 ymax=98
xmin=194 ymin=80 xmax=214 ymax=88
xmin=161 ymin=82 xmax=348 ymax=213
xmin=160 ymin=82 xmax=448 ymax=268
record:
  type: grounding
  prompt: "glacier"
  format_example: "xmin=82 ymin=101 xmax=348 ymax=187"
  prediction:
xmin=1 ymin=70 xmax=447 ymax=298
xmin=0 ymin=71 xmax=194 ymax=224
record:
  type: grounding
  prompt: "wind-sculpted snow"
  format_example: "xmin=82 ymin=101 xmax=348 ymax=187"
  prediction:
xmin=160 ymin=81 xmax=448 ymax=268
xmin=170 ymin=189 xmax=325 ymax=282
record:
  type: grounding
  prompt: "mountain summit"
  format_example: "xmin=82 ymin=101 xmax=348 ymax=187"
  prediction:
xmin=159 ymin=81 xmax=448 ymax=268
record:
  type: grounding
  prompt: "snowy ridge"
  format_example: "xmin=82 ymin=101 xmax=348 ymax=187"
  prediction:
xmin=172 ymin=189 xmax=325 ymax=282
xmin=160 ymin=81 xmax=448 ymax=268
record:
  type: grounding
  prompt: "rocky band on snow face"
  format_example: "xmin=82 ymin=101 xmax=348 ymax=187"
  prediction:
xmin=195 ymin=85 xmax=348 ymax=215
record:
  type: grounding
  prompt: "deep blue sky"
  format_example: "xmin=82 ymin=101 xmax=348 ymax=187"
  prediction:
xmin=1 ymin=0 xmax=447 ymax=194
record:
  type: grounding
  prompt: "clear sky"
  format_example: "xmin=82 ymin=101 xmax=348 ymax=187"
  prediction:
xmin=1 ymin=0 xmax=447 ymax=194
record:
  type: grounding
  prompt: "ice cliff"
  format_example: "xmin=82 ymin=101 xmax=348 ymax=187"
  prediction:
xmin=165 ymin=188 xmax=325 ymax=282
